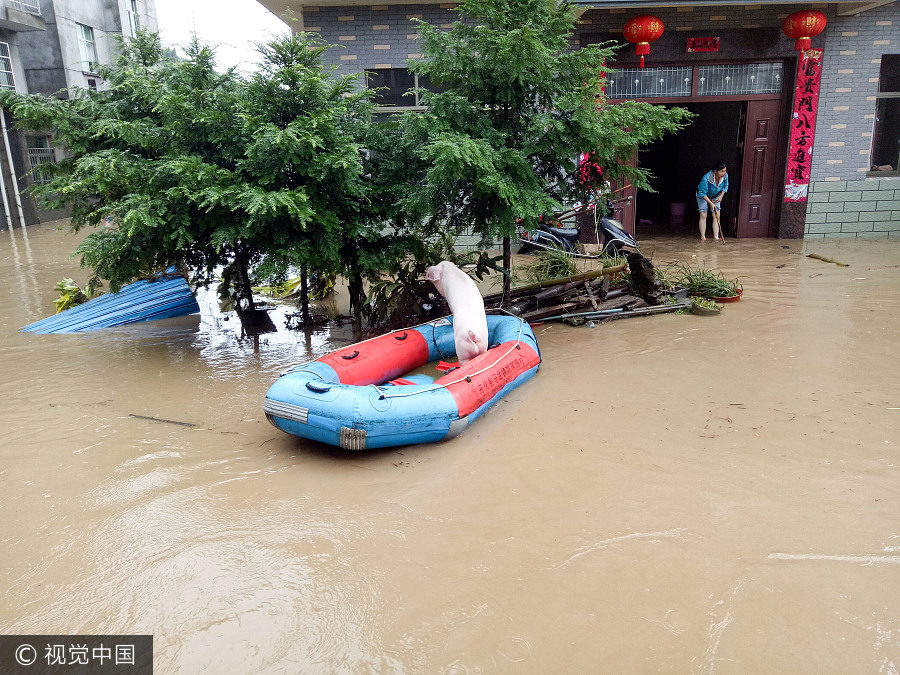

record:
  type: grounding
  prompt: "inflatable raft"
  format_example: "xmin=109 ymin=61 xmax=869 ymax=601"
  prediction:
xmin=263 ymin=314 xmax=541 ymax=450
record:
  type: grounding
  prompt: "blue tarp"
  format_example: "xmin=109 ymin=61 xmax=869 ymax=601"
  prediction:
xmin=20 ymin=274 xmax=200 ymax=334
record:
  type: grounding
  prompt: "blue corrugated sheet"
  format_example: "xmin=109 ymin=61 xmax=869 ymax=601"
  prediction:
xmin=21 ymin=273 xmax=200 ymax=334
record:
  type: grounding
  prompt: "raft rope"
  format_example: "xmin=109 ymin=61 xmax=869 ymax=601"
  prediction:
xmin=371 ymin=315 xmax=529 ymax=400
xmin=279 ymin=312 xmax=534 ymax=401
xmin=281 ymin=315 xmax=457 ymax=377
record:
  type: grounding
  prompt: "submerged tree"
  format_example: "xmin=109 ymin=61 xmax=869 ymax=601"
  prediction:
xmin=240 ymin=33 xmax=375 ymax=323
xmin=1 ymin=32 xmax=249 ymax=296
xmin=0 ymin=30 xmax=384 ymax=325
xmin=404 ymin=0 xmax=693 ymax=299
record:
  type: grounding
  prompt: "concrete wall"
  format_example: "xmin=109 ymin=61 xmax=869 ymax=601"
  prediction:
xmin=2 ymin=0 xmax=159 ymax=228
xmin=17 ymin=0 xmax=159 ymax=96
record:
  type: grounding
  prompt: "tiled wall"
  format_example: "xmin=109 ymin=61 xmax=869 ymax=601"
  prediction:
xmin=303 ymin=4 xmax=459 ymax=80
xmin=810 ymin=4 xmax=898 ymax=237
xmin=805 ymin=178 xmax=900 ymax=238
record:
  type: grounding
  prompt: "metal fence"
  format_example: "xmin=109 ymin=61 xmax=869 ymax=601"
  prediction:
xmin=607 ymin=66 xmax=693 ymax=99
xmin=27 ymin=147 xmax=55 ymax=184
xmin=697 ymin=63 xmax=784 ymax=96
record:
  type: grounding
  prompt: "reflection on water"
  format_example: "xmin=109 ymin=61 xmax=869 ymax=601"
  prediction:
xmin=2 ymin=222 xmax=900 ymax=673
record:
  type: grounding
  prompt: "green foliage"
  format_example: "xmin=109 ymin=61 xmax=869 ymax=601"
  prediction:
xmin=691 ymin=295 xmax=722 ymax=313
xmin=0 ymin=13 xmax=695 ymax=331
xmin=402 ymin=0 xmax=693 ymax=247
xmin=524 ymin=248 xmax=581 ymax=284
xmin=53 ymin=278 xmax=89 ymax=313
xmin=366 ymin=232 xmax=503 ymax=333
xmin=1 ymin=30 xmax=386 ymax=319
xmin=662 ymin=262 xmax=742 ymax=298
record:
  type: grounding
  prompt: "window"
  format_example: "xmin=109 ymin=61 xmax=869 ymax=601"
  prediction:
xmin=608 ymin=66 xmax=693 ymax=99
xmin=77 ymin=23 xmax=98 ymax=72
xmin=10 ymin=0 xmax=41 ymax=15
xmin=26 ymin=136 xmax=56 ymax=184
xmin=0 ymin=43 xmax=15 ymax=91
xmin=365 ymin=68 xmax=445 ymax=108
xmin=697 ymin=63 xmax=783 ymax=96
xmin=870 ymin=55 xmax=900 ymax=175
xmin=606 ymin=62 xmax=783 ymax=100
xmin=124 ymin=0 xmax=139 ymax=38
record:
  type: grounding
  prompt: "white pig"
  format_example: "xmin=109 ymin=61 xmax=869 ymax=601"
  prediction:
xmin=425 ymin=261 xmax=489 ymax=364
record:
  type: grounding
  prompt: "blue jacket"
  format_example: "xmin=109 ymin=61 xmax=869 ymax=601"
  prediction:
xmin=697 ymin=171 xmax=729 ymax=199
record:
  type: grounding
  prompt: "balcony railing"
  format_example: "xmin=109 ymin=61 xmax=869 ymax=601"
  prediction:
xmin=9 ymin=0 xmax=41 ymax=16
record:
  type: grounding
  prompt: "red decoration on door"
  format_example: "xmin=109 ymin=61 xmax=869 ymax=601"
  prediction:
xmin=784 ymin=49 xmax=823 ymax=202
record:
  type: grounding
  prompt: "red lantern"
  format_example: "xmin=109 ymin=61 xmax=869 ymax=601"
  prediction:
xmin=782 ymin=10 xmax=827 ymax=52
xmin=623 ymin=15 xmax=665 ymax=68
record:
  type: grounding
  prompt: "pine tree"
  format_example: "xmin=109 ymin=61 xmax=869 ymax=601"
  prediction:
xmin=404 ymin=0 xmax=692 ymax=299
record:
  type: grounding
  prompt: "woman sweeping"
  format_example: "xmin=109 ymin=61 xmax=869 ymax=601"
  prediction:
xmin=697 ymin=161 xmax=729 ymax=241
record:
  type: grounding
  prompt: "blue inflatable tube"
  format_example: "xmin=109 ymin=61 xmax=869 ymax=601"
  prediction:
xmin=263 ymin=314 xmax=541 ymax=450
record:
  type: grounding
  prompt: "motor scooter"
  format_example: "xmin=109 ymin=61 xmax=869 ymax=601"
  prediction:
xmin=517 ymin=195 xmax=639 ymax=257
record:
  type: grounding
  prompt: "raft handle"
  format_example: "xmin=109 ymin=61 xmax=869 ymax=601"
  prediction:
xmin=305 ymin=382 xmax=332 ymax=393
xmin=394 ymin=332 xmax=409 ymax=341
xmin=342 ymin=350 xmax=360 ymax=360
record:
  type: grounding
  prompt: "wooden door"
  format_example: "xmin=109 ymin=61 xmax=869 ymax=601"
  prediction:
xmin=611 ymin=152 xmax=637 ymax=236
xmin=609 ymin=178 xmax=636 ymax=236
xmin=737 ymin=99 xmax=782 ymax=238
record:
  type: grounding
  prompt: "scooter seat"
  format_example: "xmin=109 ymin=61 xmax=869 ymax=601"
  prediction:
xmin=540 ymin=225 xmax=579 ymax=237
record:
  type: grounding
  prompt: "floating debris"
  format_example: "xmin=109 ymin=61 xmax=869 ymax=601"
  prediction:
xmin=21 ymin=273 xmax=199 ymax=334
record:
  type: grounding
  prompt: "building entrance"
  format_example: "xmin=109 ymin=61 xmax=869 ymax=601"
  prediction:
xmin=635 ymin=101 xmax=743 ymax=238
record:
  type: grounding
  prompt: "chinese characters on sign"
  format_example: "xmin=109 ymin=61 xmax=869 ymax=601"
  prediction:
xmin=785 ymin=49 xmax=823 ymax=202
xmin=687 ymin=37 xmax=720 ymax=52
xmin=475 ymin=356 xmax=526 ymax=399
xmin=0 ymin=635 xmax=152 ymax=674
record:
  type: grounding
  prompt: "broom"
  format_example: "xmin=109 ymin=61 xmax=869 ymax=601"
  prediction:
xmin=711 ymin=201 xmax=725 ymax=246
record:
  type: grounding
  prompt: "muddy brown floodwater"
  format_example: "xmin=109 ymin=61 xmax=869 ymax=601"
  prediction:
xmin=2 ymin=221 xmax=900 ymax=673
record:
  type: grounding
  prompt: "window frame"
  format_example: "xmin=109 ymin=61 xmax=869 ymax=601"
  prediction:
xmin=124 ymin=0 xmax=139 ymax=38
xmin=604 ymin=60 xmax=786 ymax=104
xmin=0 ymin=42 xmax=16 ymax=91
xmin=26 ymin=135 xmax=56 ymax=185
xmin=868 ymin=54 xmax=900 ymax=177
xmin=365 ymin=68 xmax=444 ymax=111
xmin=77 ymin=23 xmax=98 ymax=73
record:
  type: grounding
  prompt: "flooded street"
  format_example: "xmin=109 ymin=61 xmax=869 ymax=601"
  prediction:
xmin=2 ymin=221 xmax=900 ymax=673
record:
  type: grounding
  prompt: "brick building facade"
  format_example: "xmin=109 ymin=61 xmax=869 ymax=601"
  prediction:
xmin=258 ymin=0 xmax=899 ymax=240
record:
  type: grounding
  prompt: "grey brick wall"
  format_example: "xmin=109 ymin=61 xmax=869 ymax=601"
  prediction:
xmin=805 ymin=177 xmax=900 ymax=238
xmin=808 ymin=4 xmax=899 ymax=237
xmin=303 ymin=3 xmax=460 ymax=82
xmin=813 ymin=5 xmax=896 ymax=182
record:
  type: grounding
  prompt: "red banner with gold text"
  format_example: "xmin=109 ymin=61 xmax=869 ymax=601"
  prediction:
xmin=784 ymin=49 xmax=823 ymax=202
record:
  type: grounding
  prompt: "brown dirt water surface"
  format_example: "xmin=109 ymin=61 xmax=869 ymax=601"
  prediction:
xmin=2 ymin=221 xmax=900 ymax=673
